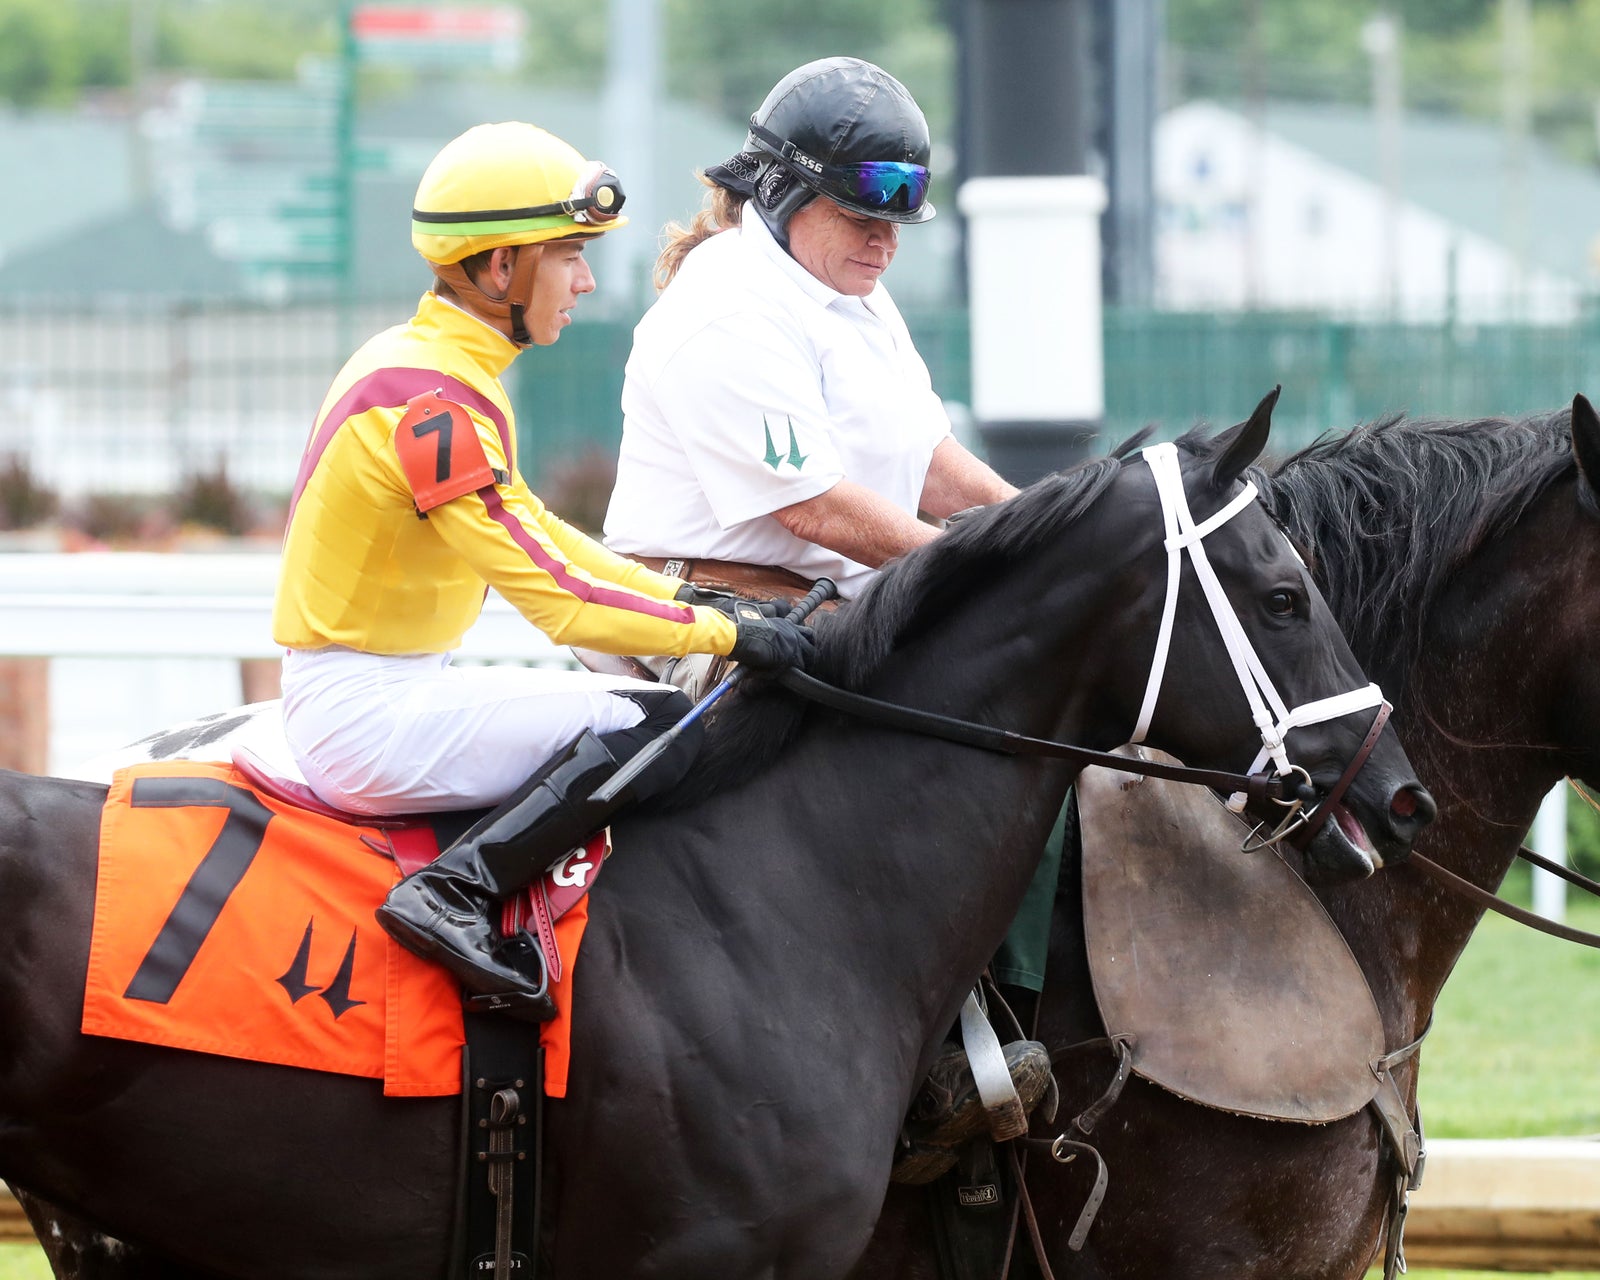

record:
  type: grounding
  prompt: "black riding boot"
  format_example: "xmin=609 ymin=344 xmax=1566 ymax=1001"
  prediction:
xmin=376 ymin=730 xmax=622 ymax=1022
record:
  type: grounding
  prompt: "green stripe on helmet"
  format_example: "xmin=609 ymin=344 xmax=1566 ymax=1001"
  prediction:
xmin=411 ymin=212 xmax=576 ymax=238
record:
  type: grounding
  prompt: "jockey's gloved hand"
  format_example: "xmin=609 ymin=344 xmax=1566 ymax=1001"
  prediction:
xmin=675 ymin=584 xmax=789 ymax=619
xmin=728 ymin=604 xmax=816 ymax=671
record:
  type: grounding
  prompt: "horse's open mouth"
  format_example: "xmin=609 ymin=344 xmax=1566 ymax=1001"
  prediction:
xmin=1326 ymin=800 xmax=1381 ymax=873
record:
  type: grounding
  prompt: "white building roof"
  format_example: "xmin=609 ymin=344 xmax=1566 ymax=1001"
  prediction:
xmin=1158 ymin=99 xmax=1598 ymax=320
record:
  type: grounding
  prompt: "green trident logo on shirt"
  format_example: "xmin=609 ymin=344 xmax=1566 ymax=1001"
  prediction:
xmin=762 ymin=416 xmax=808 ymax=471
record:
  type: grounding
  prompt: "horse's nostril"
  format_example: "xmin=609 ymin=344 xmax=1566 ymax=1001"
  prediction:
xmin=1391 ymin=784 xmax=1437 ymax=827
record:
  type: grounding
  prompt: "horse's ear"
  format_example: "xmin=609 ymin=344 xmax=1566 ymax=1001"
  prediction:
xmin=1571 ymin=394 xmax=1600 ymax=513
xmin=1211 ymin=386 xmax=1280 ymax=490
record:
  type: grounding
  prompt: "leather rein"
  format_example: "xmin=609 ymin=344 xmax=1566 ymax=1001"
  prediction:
xmin=1410 ymin=838 xmax=1600 ymax=950
xmin=775 ymin=667 xmax=1388 ymax=830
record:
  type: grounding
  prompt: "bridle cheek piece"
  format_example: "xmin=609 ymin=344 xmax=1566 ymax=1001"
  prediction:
xmin=1130 ymin=443 xmax=1389 ymax=849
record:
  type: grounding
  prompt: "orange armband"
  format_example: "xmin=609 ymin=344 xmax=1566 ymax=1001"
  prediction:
xmin=394 ymin=390 xmax=504 ymax=513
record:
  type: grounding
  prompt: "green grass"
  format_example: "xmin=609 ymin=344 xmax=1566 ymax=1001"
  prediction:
xmin=0 ymin=1247 xmax=47 ymax=1280
xmin=1419 ymin=881 xmax=1600 ymax=1139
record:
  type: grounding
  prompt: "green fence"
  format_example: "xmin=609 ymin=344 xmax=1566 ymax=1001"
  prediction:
xmin=1102 ymin=308 xmax=1600 ymax=456
xmin=513 ymin=305 xmax=1600 ymax=482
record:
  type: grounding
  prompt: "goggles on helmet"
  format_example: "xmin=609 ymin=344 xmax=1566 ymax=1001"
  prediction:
xmin=412 ymin=162 xmax=626 ymax=235
xmin=748 ymin=121 xmax=930 ymax=216
xmin=559 ymin=162 xmax=627 ymax=225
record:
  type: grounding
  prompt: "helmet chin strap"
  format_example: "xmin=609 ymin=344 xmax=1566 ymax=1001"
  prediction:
xmin=433 ymin=243 xmax=544 ymax=346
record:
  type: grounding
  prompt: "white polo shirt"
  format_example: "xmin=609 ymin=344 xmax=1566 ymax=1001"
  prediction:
xmin=603 ymin=204 xmax=951 ymax=599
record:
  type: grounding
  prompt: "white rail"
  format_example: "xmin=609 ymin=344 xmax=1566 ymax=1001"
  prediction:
xmin=0 ymin=551 xmax=573 ymax=774
xmin=1405 ymin=1136 xmax=1600 ymax=1270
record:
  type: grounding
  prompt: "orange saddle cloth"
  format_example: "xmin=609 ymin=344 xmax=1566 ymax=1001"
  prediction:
xmin=83 ymin=761 xmax=591 ymax=1097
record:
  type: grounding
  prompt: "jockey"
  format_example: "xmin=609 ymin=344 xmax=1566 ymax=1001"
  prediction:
xmin=272 ymin=121 xmax=813 ymax=1021
xmin=599 ymin=59 xmax=1049 ymax=1170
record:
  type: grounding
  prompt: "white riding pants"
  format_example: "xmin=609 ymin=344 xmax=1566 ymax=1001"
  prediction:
xmin=280 ymin=648 xmax=661 ymax=816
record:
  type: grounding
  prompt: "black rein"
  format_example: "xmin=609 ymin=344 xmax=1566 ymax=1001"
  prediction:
xmin=1409 ymin=841 xmax=1600 ymax=951
xmin=775 ymin=668 xmax=1301 ymax=807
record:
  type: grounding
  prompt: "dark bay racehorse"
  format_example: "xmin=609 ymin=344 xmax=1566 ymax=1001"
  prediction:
xmin=0 ymin=402 xmax=1432 ymax=1279
xmin=858 ymin=395 xmax=1600 ymax=1279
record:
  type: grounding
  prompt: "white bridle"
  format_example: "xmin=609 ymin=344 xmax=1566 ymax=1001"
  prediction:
xmin=1129 ymin=442 xmax=1385 ymax=814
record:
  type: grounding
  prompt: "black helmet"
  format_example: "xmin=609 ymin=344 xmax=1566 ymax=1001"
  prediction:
xmin=707 ymin=56 xmax=935 ymax=248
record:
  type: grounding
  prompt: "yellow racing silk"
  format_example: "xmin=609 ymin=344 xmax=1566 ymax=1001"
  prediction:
xmin=273 ymin=292 xmax=735 ymax=658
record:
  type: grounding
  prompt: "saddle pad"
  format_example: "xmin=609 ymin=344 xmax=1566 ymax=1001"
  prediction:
xmin=1077 ymin=750 xmax=1385 ymax=1123
xmin=83 ymin=762 xmax=593 ymax=1098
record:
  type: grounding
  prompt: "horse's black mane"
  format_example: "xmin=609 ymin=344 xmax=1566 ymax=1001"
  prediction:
xmin=1180 ymin=407 xmax=1578 ymax=689
xmin=648 ymin=453 xmax=1125 ymax=811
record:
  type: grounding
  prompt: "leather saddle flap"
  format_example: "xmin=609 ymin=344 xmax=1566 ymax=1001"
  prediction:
xmin=1078 ymin=748 xmax=1384 ymax=1123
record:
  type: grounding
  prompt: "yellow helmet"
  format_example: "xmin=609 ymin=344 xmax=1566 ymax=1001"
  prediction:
xmin=411 ymin=122 xmax=628 ymax=266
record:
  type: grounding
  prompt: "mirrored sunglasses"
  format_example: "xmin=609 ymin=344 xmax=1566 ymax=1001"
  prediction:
xmin=749 ymin=121 xmax=930 ymax=215
xmin=815 ymin=160 xmax=930 ymax=214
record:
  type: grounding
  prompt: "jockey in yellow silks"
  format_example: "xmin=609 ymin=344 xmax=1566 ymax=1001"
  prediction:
xmin=273 ymin=121 xmax=814 ymax=1021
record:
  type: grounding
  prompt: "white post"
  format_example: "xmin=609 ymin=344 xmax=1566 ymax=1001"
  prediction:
xmin=1532 ymin=783 xmax=1568 ymax=922
xmin=1360 ymin=12 xmax=1404 ymax=316
xmin=600 ymin=0 xmax=659 ymax=308
xmin=958 ymin=175 xmax=1108 ymax=483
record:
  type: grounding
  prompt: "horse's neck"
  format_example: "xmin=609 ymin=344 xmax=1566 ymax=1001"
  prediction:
xmin=771 ymin=583 xmax=1111 ymax=1026
xmin=1329 ymin=643 xmax=1560 ymax=1048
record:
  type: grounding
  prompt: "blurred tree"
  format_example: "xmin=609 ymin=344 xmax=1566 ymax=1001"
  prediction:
xmin=0 ymin=0 xmax=337 ymax=105
xmin=1165 ymin=0 xmax=1600 ymax=164
xmin=1167 ymin=0 xmax=1370 ymax=102
xmin=514 ymin=0 xmax=607 ymax=86
xmin=2 ymin=0 xmax=1596 ymax=168
xmin=154 ymin=1 xmax=334 ymax=80
xmin=1396 ymin=0 xmax=1498 ymax=36
xmin=660 ymin=0 xmax=953 ymax=134
xmin=0 ymin=0 xmax=84 ymax=106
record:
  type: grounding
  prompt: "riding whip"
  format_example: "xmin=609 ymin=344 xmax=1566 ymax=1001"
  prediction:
xmin=592 ymin=577 xmax=837 ymax=803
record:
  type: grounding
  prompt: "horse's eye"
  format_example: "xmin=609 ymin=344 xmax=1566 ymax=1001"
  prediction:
xmin=1267 ymin=589 xmax=1297 ymax=617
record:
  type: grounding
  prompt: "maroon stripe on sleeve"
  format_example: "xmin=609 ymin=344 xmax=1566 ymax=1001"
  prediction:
xmin=288 ymin=368 xmax=513 ymax=520
xmin=480 ymin=488 xmax=697 ymax=625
